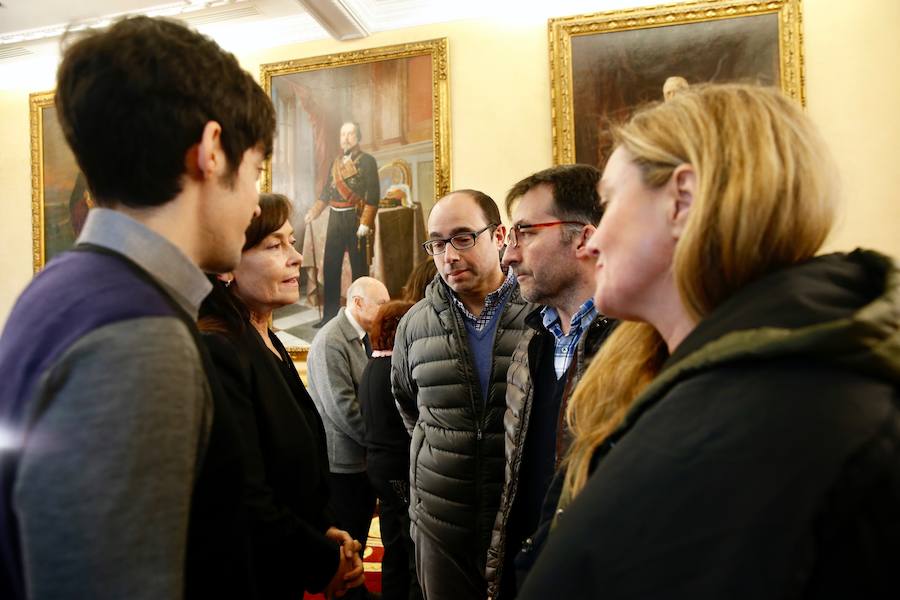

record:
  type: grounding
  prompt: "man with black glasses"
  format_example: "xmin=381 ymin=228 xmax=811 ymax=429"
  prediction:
xmin=392 ymin=190 xmax=535 ymax=600
xmin=485 ymin=165 xmax=617 ymax=599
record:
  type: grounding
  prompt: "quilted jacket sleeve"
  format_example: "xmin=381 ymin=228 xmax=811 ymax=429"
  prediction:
xmin=391 ymin=310 xmax=418 ymax=434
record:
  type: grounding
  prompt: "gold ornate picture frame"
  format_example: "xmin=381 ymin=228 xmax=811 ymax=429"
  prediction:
xmin=29 ymin=91 xmax=90 ymax=272
xmin=260 ymin=38 xmax=450 ymax=360
xmin=549 ymin=0 xmax=804 ymax=166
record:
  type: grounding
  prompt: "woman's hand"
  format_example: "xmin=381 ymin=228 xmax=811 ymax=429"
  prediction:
xmin=323 ymin=537 xmax=366 ymax=598
xmin=325 ymin=527 xmax=362 ymax=559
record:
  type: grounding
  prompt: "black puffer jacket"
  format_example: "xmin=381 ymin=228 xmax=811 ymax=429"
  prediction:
xmin=518 ymin=250 xmax=900 ymax=599
xmin=391 ymin=276 xmax=534 ymax=557
xmin=485 ymin=310 xmax=616 ymax=599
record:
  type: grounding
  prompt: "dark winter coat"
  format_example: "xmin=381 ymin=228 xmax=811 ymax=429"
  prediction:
xmin=391 ymin=277 xmax=534 ymax=560
xmin=518 ymin=250 xmax=900 ymax=599
xmin=203 ymin=327 xmax=340 ymax=598
xmin=485 ymin=310 xmax=617 ymax=599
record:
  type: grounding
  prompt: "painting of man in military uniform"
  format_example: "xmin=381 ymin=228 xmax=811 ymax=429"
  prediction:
xmin=304 ymin=121 xmax=380 ymax=327
xmin=262 ymin=41 xmax=449 ymax=353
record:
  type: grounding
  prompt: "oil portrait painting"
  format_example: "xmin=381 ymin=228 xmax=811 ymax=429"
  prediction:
xmin=261 ymin=39 xmax=450 ymax=355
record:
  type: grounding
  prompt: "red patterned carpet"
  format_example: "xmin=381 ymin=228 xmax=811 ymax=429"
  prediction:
xmin=304 ymin=517 xmax=383 ymax=599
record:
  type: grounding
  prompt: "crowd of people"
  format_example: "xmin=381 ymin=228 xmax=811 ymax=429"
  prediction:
xmin=1 ymin=14 xmax=898 ymax=600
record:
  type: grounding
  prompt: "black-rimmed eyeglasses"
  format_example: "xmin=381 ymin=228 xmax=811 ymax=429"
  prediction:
xmin=422 ymin=224 xmax=495 ymax=256
xmin=506 ymin=221 xmax=586 ymax=248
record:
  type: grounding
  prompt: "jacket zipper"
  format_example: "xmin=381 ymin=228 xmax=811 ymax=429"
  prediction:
xmin=446 ymin=298 xmax=485 ymax=543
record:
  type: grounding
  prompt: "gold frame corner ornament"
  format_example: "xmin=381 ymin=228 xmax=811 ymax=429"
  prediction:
xmin=29 ymin=90 xmax=56 ymax=274
xmin=548 ymin=0 xmax=805 ymax=165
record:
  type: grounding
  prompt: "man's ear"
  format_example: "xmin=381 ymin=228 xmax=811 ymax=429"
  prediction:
xmin=574 ymin=224 xmax=596 ymax=259
xmin=188 ymin=121 xmax=224 ymax=181
xmin=669 ymin=163 xmax=696 ymax=239
xmin=493 ymin=224 xmax=507 ymax=249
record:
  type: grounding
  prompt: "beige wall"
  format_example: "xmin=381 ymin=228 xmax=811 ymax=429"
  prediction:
xmin=1 ymin=0 xmax=898 ymax=327
xmin=0 ymin=90 xmax=36 ymax=327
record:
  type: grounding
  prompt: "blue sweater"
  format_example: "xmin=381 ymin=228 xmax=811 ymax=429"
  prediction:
xmin=464 ymin=295 xmax=510 ymax=404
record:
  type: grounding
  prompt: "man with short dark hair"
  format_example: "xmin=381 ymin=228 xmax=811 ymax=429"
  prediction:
xmin=392 ymin=190 xmax=535 ymax=600
xmin=485 ymin=164 xmax=617 ymax=599
xmin=305 ymin=121 xmax=381 ymax=327
xmin=0 ymin=16 xmax=275 ymax=600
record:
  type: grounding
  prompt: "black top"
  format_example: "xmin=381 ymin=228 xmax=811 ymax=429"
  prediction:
xmin=501 ymin=333 xmax=567 ymax=597
xmin=202 ymin=327 xmax=340 ymax=599
xmin=359 ymin=355 xmax=410 ymax=457
xmin=512 ymin=334 xmax=568 ymax=538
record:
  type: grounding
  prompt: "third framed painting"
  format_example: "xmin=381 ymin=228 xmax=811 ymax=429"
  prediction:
xmin=549 ymin=0 xmax=804 ymax=166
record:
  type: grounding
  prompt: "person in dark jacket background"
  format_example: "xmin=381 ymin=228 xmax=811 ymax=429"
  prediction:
xmin=518 ymin=83 xmax=900 ymax=599
xmin=199 ymin=193 xmax=364 ymax=599
xmin=359 ymin=300 xmax=422 ymax=600
xmin=485 ymin=164 xmax=616 ymax=600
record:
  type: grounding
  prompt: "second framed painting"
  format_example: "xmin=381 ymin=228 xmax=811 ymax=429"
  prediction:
xmin=549 ymin=0 xmax=804 ymax=167
xmin=260 ymin=38 xmax=450 ymax=357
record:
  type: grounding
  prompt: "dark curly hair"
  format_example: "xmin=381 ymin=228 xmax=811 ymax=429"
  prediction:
xmin=56 ymin=16 xmax=275 ymax=208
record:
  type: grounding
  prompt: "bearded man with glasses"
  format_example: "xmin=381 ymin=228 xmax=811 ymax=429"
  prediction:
xmin=391 ymin=189 xmax=535 ymax=600
xmin=485 ymin=164 xmax=619 ymax=600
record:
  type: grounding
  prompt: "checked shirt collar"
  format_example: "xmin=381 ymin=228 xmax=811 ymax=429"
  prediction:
xmin=446 ymin=268 xmax=516 ymax=331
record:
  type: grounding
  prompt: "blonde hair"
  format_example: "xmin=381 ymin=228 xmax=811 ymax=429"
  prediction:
xmin=563 ymin=84 xmax=838 ymax=499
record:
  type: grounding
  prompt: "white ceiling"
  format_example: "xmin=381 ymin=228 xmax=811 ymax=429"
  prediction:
xmin=0 ymin=0 xmax=647 ymax=77
xmin=0 ymin=1 xmax=321 ymax=38
xmin=2 ymin=1 xmax=328 ymax=51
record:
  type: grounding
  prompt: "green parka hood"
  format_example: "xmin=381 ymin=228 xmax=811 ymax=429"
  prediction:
xmin=661 ymin=249 xmax=900 ymax=393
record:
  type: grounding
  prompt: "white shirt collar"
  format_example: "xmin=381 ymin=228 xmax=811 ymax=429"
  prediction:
xmin=343 ymin=307 xmax=367 ymax=340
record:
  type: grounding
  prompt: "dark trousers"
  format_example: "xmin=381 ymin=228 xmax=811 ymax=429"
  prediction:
xmin=329 ymin=472 xmax=377 ymax=599
xmin=368 ymin=454 xmax=423 ymax=600
xmin=323 ymin=208 xmax=368 ymax=322
xmin=413 ymin=525 xmax=486 ymax=600
xmin=328 ymin=471 xmax=377 ymax=554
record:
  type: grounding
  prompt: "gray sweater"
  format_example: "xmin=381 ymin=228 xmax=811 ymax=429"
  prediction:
xmin=16 ymin=319 xmax=210 ymax=599
xmin=2 ymin=209 xmax=213 ymax=600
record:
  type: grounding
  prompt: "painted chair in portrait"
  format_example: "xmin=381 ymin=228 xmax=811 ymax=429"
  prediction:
xmin=372 ymin=159 xmax=426 ymax=297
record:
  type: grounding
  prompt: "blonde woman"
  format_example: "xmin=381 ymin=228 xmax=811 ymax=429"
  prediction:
xmin=518 ymin=84 xmax=900 ymax=599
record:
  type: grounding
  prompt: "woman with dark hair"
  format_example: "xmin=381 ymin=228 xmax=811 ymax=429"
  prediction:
xmin=358 ymin=300 xmax=422 ymax=600
xmin=400 ymin=258 xmax=437 ymax=303
xmin=199 ymin=193 xmax=365 ymax=599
